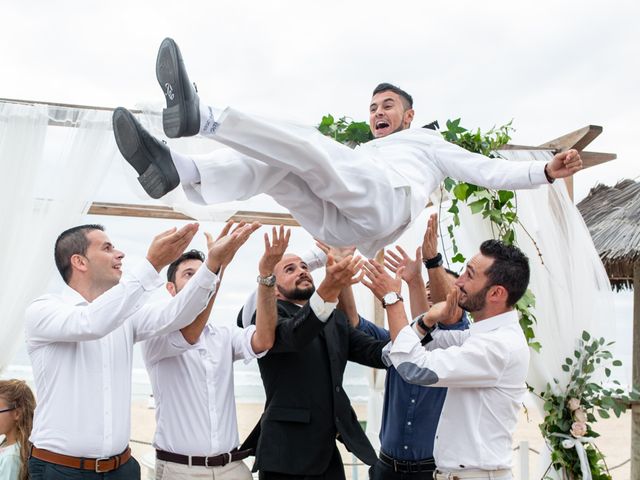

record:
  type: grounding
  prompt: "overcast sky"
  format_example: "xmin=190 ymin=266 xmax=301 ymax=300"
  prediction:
xmin=4 ymin=0 xmax=640 ymax=200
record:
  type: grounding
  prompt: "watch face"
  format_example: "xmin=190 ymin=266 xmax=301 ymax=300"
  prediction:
xmin=383 ymin=292 xmax=398 ymax=305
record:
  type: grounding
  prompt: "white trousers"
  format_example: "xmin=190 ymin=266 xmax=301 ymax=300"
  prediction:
xmin=155 ymin=458 xmax=252 ymax=480
xmin=182 ymin=108 xmax=547 ymax=257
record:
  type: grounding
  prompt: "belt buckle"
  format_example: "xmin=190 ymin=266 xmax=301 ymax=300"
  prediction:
xmin=94 ymin=457 xmax=111 ymax=473
xmin=222 ymin=452 xmax=231 ymax=466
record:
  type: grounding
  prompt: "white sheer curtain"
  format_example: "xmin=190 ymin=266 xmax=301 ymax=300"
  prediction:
xmin=0 ymin=102 xmax=116 ymax=372
xmin=429 ymin=150 xmax=613 ymax=478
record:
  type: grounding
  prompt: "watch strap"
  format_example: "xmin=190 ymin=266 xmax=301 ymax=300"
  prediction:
xmin=423 ymin=253 xmax=443 ymax=269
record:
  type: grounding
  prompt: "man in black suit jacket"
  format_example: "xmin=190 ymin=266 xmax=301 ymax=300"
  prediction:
xmin=239 ymin=246 xmax=388 ymax=480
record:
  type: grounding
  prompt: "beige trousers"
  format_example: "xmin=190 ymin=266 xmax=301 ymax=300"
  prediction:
xmin=434 ymin=469 xmax=512 ymax=480
xmin=155 ymin=458 xmax=253 ymax=480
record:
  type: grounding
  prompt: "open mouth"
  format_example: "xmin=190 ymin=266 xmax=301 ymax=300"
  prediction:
xmin=375 ymin=120 xmax=390 ymax=131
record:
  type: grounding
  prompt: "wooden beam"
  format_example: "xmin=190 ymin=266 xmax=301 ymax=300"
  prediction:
xmin=228 ymin=211 xmax=299 ymax=226
xmin=539 ymin=125 xmax=602 ymax=151
xmin=87 ymin=202 xmax=299 ymax=226
xmin=632 ymin=263 xmax=640 ymax=480
xmin=581 ymin=151 xmax=617 ymax=168
xmin=87 ymin=202 xmax=194 ymax=220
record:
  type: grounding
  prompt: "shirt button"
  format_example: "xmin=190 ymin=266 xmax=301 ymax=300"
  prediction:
xmin=411 ymin=399 xmax=415 ymax=403
xmin=404 ymin=446 xmax=408 ymax=450
xmin=335 ymin=386 xmax=341 ymax=392
xmin=407 ymin=421 xmax=412 ymax=426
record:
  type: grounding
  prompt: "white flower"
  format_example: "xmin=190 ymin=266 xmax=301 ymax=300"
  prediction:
xmin=561 ymin=439 xmax=575 ymax=449
xmin=567 ymin=397 xmax=581 ymax=411
xmin=570 ymin=421 xmax=588 ymax=438
xmin=573 ymin=408 xmax=587 ymax=423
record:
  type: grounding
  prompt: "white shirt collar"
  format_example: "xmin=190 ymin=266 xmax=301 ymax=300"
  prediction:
xmin=60 ymin=284 xmax=89 ymax=306
xmin=468 ymin=309 xmax=518 ymax=335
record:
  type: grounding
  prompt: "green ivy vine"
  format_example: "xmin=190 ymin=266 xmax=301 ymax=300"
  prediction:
xmin=317 ymin=114 xmax=540 ymax=351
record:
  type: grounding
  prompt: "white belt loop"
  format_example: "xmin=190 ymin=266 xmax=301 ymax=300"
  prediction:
xmin=188 ymin=455 xmax=192 ymax=468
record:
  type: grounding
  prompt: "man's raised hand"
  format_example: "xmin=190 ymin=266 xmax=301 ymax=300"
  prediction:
xmin=147 ymin=223 xmax=199 ymax=272
xmin=259 ymin=225 xmax=291 ymax=277
xmin=361 ymin=259 xmax=403 ymax=301
xmin=314 ymin=240 xmax=356 ymax=263
xmin=385 ymin=245 xmax=422 ymax=285
xmin=422 ymin=287 xmax=460 ymax=327
xmin=545 ymin=148 xmax=583 ymax=180
xmin=205 ymin=221 xmax=261 ymax=274
xmin=422 ymin=213 xmax=439 ymax=260
xmin=316 ymin=255 xmax=364 ymax=303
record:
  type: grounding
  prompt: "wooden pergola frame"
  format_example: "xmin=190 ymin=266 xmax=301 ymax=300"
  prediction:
xmin=6 ymin=96 xmax=634 ymax=472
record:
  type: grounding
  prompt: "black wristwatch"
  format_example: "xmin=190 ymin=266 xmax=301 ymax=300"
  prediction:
xmin=416 ymin=315 xmax=436 ymax=346
xmin=423 ymin=253 xmax=443 ymax=269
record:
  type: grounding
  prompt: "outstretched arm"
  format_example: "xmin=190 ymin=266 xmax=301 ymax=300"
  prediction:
xmin=384 ymin=245 xmax=428 ymax=318
xmin=252 ymin=225 xmax=290 ymax=353
xmin=180 ymin=221 xmax=260 ymax=344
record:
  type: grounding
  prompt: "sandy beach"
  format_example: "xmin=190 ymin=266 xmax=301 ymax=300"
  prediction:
xmin=129 ymin=401 xmax=632 ymax=480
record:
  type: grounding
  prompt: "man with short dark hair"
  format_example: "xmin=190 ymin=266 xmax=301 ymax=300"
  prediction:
xmin=239 ymin=249 xmax=389 ymax=480
xmin=142 ymin=223 xmax=283 ymax=480
xmin=362 ymin=240 xmax=531 ymax=480
xmin=25 ymin=222 xmax=223 ymax=479
xmin=353 ymin=214 xmax=469 ymax=480
xmin=112 ymin=38 xmax=583 ymax=258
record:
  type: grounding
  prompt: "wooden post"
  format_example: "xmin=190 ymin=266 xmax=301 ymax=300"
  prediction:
xmin=632 ymin=262 xmax=640 ymax=480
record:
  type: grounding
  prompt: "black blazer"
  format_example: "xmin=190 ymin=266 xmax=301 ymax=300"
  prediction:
xmin=239 ymin=300 xmax=387 ymax=475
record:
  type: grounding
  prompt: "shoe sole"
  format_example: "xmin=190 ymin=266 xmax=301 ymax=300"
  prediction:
xmin=156 ymin=38 xmax=199 ymax=138
xmin=112 ymin=108 xmax=175 ymax=199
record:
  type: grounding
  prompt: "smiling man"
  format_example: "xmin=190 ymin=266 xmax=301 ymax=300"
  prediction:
xmin=25 ymin=223 xmax=222 ymax=479
xmin=362 ymin=240 xmax=531 ymax=480
xmin=113 ymin=38 xmax=582 ymax=258
xmin=239 ymin=251 xmax=389 ymax=480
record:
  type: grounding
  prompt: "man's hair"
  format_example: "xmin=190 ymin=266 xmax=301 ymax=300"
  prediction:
xmin=167 ymin=249 xmax=205 ymax=283
xmin=479 ymin=240 xmax=530 ymax=307
xmin=372 ymin=83 xmax=413 ymax=109
xmin=54 ymin=224 xmax=104 ymax=284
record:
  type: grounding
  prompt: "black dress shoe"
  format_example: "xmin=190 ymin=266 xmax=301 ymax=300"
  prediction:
xmin=156 ymin=38 xmax=200 ymax=138
xmin=112 ymin=107 xmax=180 ymax=199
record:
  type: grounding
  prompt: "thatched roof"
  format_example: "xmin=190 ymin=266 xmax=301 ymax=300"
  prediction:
xmin=577 ymin=179 xmax=640 ymax=289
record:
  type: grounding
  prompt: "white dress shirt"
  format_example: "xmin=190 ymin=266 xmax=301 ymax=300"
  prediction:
xmin=185 ymin=108 xmax=549 ymax=256
xmin=142 ymin=323 xmax=265 ymax=456
xmin=389 ymin=310 xmax=529 ymax=472
xmin=25 ymin=260 xmax=218 ymax=458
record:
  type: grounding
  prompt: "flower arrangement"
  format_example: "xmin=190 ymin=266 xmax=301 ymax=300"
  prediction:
xmin=538 ymin=330 xmax=639 ymax=480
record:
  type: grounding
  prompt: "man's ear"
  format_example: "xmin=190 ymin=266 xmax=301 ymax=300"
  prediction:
xmin=487 ymin=285 xmax=509 ymax=305
xmin=403 ymin=108 xmax=415 ymax=128
xmin=166 ymin=282 xmax=177 ymax=297
xmin=70 ymin=254 xmax=88 ymax=273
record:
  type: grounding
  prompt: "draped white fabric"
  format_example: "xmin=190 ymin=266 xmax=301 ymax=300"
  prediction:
xmin=0 ymin=102 xmax=116 ymax=372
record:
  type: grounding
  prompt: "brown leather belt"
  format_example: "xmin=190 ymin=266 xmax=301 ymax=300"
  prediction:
xmin=30 ymin=446 xmax=131 ymax=473
xmin=156 ymin=447 xmax=252 ymax=467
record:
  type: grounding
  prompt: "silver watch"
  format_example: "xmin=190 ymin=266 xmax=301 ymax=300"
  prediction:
xmin=381 ymin=291 xmax=403 ymax=308
xmin=257 ymin=274 xmax=276 ymax=287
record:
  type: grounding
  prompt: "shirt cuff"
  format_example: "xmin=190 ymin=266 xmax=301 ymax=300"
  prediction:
xmin=309 ymin=292 xmax=337 ymax=322
xmin=529 ymin=161 xmax=549 ymax=185
xmin=301 ymin=247 xmax=327 ymax=272
xmin=381 ymin=342 xmax=394 ymax=367
xmin=243 ymin=325 xmax=268 ymax=362
xmin=391 ymin=325 xmax=421 ymax=354
xmin=131 ymin=259 xmax=164 ymax=291
xmin=191 ymin=263 xmax=220 ymax=293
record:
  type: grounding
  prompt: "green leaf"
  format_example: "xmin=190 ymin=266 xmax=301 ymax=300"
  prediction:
xmin=582 ymin=331 xmax=591 ymax=341
xmin=612 ymin=360 xmax=622 ymax=366
xmin=468 ymin=199 xmax=487 ymax=214
xmin=452 ymin=183 xmax=470 ymax=201
xmin=561 ymin=365 xmax=570 ymax=372
xmin=451 ymin=253 xmax=466 ymax=263
xmin=598 ymin=409 xmax=610 ymax=419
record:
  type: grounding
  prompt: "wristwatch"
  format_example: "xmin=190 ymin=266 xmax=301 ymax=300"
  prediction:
xmin=256 ymin=274 xmax=276 ymax=287
xmin=423 ymin=253 xmax=443 ymax=269
xmin=381 ymin=292 xmax=403 ymax=308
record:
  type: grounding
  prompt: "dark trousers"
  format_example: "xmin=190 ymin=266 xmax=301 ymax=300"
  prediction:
xmin=28 ymin=456 xmax=141 ymax=480
xmin=259 ymin=446 xmax=345 ymax=480
xmin=369 ymin=458 xmax=435 ymax=480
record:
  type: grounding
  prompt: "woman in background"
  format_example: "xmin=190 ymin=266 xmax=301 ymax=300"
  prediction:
xmin=0 ymin=380 xmax=35 ymax=480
